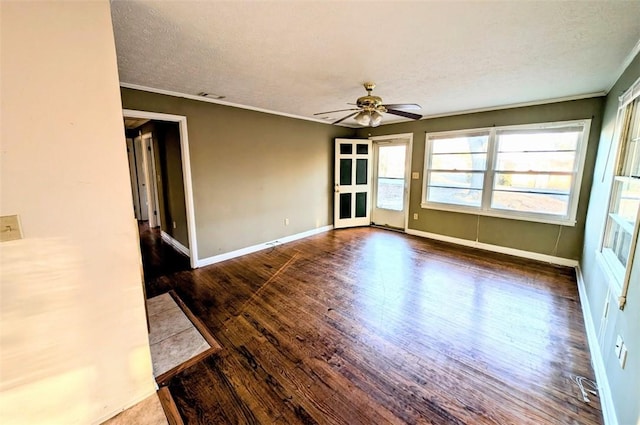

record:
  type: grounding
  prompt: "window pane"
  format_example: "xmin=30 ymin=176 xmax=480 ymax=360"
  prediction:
xmin=432 ymin=153 xmax=487 ymax=171
xmin=339 ymin=193 xmax=351 ymax=219
xmin=493 ymin=173 xmax=572 ymax=194
xmin=356 ymin=144 xmax=369 ymax=155
xmin=496 ymin=130 xmax=580 ymax=152
xmin=356 ymin=159 xmax=368 ymax=184
xmin=340 ymin=144 xmax=352 ymax=155
xmin=355 ymin=192 xmax=367 ymax=217
xmin=428 ymin=187 xmax=482 ymax=207
xmin=377 ymin=178 xmax=403 ymax=210
xmin=605 ymin=221 xmax=632 ymax=267
xmin=430 ymin=134 xmax=489 ymax=154
xmin=340 ymin=159 xmax=352 ymax=185
xmin=491 ymin=191 xmax=570 ymax=215
xmin=612 ymin=179 xmax=640 ymax=226
xmin=378 ymin=145 xmax=406 ymax=178
xmin=495 ymin=152 xmax=576 ymax=172
xmin=429 ymin=172 xmax=484 ymax=189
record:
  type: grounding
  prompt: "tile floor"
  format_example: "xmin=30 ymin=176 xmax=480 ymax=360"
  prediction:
xmin=102 ymin=393 xmax=168 ymax=425
xmin=147 ymin=292 xmax=211 ymax=377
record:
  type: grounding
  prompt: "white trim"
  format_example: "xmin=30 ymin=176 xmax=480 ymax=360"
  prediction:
xmin=90 ymin=389 xmax=156 ymax=425
xmin=161 ymin=230 xmax=190 ymax=256
xmin=417 ymin=93 xmax=605 ymax=121
xmin=122 ymin=109 xmax=199 ymax=268
xmin=421 ymin=119 xmax=591 ymax=226
xmin=120 ymin=82 xmax=343 ymax=126
xmin=121 ymin=83 xmax=604 ymax=129
xmin=575 ymin=266 xmax=618 ymax=425
xmin=197 ymin=225 xmax=333 ymax=267
xmin=607 ymin=37 xmax=640 ymax=94
xmin=406 ymin=228 xmax=578 ymax=267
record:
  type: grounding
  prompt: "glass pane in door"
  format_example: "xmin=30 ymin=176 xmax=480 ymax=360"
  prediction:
xmin=376 ymin=145 xmax=406 ymax=210
xmin=340 ymin=159 xmax=352 ymax=185
xmin=355 ymin=192 xmax=367 ymax=217
xmin=339 ymin=193 xmax=352 ymax=219
xmin=356 ymin=159 xmax=368 ymax=185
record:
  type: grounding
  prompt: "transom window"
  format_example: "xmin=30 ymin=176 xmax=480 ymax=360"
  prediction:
xmin=422 ymin=120 xmax=591 ymax=225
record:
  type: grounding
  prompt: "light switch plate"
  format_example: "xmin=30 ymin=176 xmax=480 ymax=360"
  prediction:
xmin=411 ymin=172 xmax=420 ymax=180
xmin=0 ymin=215 xmax=23 ymax=242
xmin=619 ymin=345 xmax=628 ymax=368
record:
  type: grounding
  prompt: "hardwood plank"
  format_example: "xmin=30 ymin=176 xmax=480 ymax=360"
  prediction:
xmin=141 ymin=227 xmax=603 ymax=424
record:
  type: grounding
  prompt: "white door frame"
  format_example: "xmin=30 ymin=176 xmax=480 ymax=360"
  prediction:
xmin=369 ymin=133 xmax=413 ymax=231
xmin=123 ymin=109 xmax=199 ymax=268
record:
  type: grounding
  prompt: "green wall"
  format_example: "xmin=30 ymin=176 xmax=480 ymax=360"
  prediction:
xmin=356 ymin=98 xmax=605 ymax=260
xmin=121 ymin=88 xmax=352 ymax=259
xmin=582 ymin=52 xmax=640 ymax=425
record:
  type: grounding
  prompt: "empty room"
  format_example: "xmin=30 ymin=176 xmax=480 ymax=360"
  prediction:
xmin=1 ymin=1 xmax=640 ymax=425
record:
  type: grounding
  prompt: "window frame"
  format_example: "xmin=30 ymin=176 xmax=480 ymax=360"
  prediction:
xmin=597 ymin=76 xmax=640 ymax=310
xmin=421 ymin=119 xmax=591 ymax=226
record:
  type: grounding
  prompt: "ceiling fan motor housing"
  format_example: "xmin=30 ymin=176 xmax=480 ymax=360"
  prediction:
xmin=356 ymin=95 xmax=385 ymax=111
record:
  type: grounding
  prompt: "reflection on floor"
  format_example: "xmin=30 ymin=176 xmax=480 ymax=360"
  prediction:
xmin=101 ymin=393 xmax=168 ymax=425
xmin=147 ymin=292 xmax=211 ymax=379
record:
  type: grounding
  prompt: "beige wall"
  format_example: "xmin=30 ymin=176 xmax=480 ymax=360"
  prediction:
xmin=356 ymin=97 xmax=604 ymax=260
xmin=0 ymin=2 xmax=155 ymax=424
xmin=120 ymin=89 xmax=353 ymax=259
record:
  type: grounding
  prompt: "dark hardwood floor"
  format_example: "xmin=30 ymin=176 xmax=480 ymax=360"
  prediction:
xmin=141 ymin=226 xmax=603 ymax=425
xmin=139 ymin=221 xmax=190 ymax=287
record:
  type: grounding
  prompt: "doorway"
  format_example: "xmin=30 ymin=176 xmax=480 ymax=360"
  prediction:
xmin=123 ymin=110 xmax=199 ymax=269
xmin=370 ymin=134 xmax=413 ymax=230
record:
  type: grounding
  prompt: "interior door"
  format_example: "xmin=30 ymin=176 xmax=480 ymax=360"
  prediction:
xmin=126 ymin=138 xmax=142 ymax=219
xmin=371 ymin=139 xmax=410 ymax=229
xmin=142 ymin=133 xmax=161 ymax=228
xmin=133 ymin=135 xmax=149 ymax=220
xmin=334 ymin=138 xmax=372 ymax=229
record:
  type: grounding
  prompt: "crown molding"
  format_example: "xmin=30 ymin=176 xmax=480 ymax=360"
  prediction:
xmin=119 ymin=82 xmax=359 ymax=127
xmin=417 ymin=92 xmax=606 ymax=121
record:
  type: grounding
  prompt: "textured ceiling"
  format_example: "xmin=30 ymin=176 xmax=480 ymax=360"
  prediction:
xmin=111 ymin=1 xmax=640 ymax=126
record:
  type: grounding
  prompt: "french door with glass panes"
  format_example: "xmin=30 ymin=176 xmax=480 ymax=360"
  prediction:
xmin=334 ymin=139 xmax=372 ymax=228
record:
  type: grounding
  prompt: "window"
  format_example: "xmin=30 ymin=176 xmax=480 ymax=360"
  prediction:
xmin=422 ymin=120 xmax=591 ymax=225
xmin=599 ymin=77 xmax=640 ymax=309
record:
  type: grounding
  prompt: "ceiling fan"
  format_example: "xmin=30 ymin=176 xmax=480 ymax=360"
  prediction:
xmin=315 ymin=82 xmax=422 ymax=127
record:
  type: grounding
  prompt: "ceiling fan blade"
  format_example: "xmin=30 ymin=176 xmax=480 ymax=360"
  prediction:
xmin=333 ymin=111 xmax=359 ymax=125
xmin=382 ymin=103 xmax=421 ymax=110
xmin=385 ymin=109 xmax=422 ymax=120
xmin=314 ymin=108 xmax=359 ymax=116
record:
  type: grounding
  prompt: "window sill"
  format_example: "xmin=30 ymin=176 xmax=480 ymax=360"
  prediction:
xmin=420 ymin=202 xmax=577 ymax=227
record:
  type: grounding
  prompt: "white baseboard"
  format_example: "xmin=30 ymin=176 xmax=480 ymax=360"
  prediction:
xmin=405 ymin=228 xmax=579 ymax=267
xmin=197 ymin=225 xmax=333 ymax=267
xmin=575 ymin=265 xmax=618 ymax=425
xmin=160 ymin=231 xmax=190 ymax=257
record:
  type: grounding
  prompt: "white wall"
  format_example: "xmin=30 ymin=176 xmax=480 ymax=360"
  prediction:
xmin=0 ymin=2 xmax=155 ymax=424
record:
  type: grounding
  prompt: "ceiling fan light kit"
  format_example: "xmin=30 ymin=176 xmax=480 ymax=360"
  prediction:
xmin=315 ymin=82 xmax=422 ymax=127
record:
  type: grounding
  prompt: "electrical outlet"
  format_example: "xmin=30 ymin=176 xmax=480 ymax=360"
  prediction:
xmin=413 ymin=213 xmax=418 ymax=220
xmin=411 ymin=172 xmax=420 ymax=180
xmin=615 ymin=335 xmax=624 ymax=358
xmin=0 ymin=215 xmax=22 ymax=242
